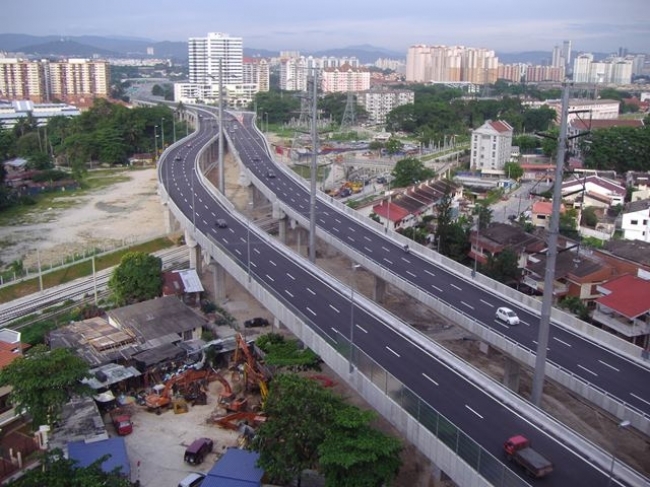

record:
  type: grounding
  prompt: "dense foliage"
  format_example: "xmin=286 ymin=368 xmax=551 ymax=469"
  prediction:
xmin=255 ymin=333 xmax=321 ymax=370
xmin=391 ymin=157 xmax=435 ymax=187
xmin=581 ymin=125 xmax=650 ymax=173
xmin=0 ymin=99 xmax=183 ymax=175
xmin=108 ymin=251 xmax=163 ymax=305
xmin=252 ymin=374 xmax=401 ymax=486
xmin=0 ymin=345 xmax=91 ymax=427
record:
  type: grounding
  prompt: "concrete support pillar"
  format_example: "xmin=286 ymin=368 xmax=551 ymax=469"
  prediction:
xmin=185 ymin=231 xmax=202 ymax=274
xmin=502 ymin=356 xmax=521 ymax=392
xmin=278 ymin=218 xmax=287 ymax=245
xmin=210 ymin=260 xmax=227 ymax=302
xmin=430 ymin=464 xmax=443 ymax=485
xmin=164 ymin=206 xmax=175 ymax=235
xmin=373 ymin=276 xmax=386 ymax=303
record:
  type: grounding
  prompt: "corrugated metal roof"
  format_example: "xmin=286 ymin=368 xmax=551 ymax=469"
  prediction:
xmin=68 ymin=437 xmax=130 ymax=476
xmin=177 ymin=269 xmax=205 ymax=293
xmin=202 ymin=448 xmax=263 ymax=487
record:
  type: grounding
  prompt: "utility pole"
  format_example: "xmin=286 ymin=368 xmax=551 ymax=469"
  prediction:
xmin=218 ymin=58 xmax=225 ymax=194
xmin=531 ymin=80 xmax=571 ymax=406
xmin=308 ymin=69 xmax=318 ymax=263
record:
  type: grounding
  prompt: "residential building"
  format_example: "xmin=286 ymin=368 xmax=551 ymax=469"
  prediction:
xmin=279 ymin=56 xmax=307 ymax=91
xmin=470 ymin=120 xmax=513 ymax=173
xmin=573 ymin=53 xmax=594 ymax=83
xmin=469 ymin=222 xmax=545 ymax=269
xmin=523 ymin=249 xmax=614 ymax=301
xmin=45 ymin=59 xmax=110 ymax=106
xmin=621 ymin=199 xmax=650 ymax=242
xmin=176 ymin=32 xmax=257 ymax=107
xmin=188 ymin=32 xmax=243 ymax=85
xmin=592 ymin=273 xmax=650 ymax=347
xmin=0 ymin=58 xmax=109 ymax=105
xmin=572 ymin=53 xmax=633 ymax=85
xmin=362 ymin=87 xmax=414 ymax=124
xmin=0 ymin=58 xmax=45 ymax=102
xmin=243 ymin=57 xmax=269 ymax=92
xmin=561 ymin=175 xmax=626 ymax=208
xmin=321 ymin=64 xmax=370 ymax=93
xmin=525 ymin=65 xmax=564 ymax=82
xmin=531 ymin=200 xmax=566 ymax=228
xmin=406 ymin=44 xmax=497 ymax=84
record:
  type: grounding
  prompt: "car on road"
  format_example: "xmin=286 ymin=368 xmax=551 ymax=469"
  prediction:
xmin=266 ymin=170 xmax=276 ymax=178
xmin=496 ymin=307 xmax=520 ymax=325
xmin=244 ymin=317 xmax=270 ymax=328
xmin=184 ymin=438 xmax=213 ymax=465
xmin=178 ymin=472 xmax=205 ymax=487
xmin=174 ymin=156 xmax=182 ymax=161
xmin=215 ymin=219 xmax=228 ymax=228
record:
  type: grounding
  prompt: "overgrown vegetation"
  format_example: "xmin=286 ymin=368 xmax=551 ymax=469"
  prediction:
xmin=256 ymin=333 xmax=321 ymax=370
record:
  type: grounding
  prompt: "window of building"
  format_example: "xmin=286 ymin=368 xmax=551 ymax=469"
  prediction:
xmin=644 ymin=220 xmax=648 ymax=225
xmin=631 ymin=219 xmax=639 ymax=225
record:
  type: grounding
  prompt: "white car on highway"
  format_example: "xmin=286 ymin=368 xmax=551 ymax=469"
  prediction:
xmin=496 ymin=307 xmax=519 ymax=325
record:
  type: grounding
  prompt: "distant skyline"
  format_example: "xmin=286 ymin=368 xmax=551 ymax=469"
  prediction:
xmin=5 ymin=0 xmax=650 ymax=55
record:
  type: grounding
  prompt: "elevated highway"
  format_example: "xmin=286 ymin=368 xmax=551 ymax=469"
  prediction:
xmin=157 ymin=110 xmax=649 ymax=487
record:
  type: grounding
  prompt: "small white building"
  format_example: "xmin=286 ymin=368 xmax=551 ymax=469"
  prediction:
xmin=561 ymin=175 xmax=626 ymax=208
xmin=621 ymin=199 xmax=650 ymax=242
xmin=362 ymin=88 xmax=414 ymax=124
xmin=470 ymin=120 xmax=513 ymax=173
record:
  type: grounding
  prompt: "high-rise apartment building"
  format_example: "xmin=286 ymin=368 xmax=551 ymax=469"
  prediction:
xmin=0 ymin=59 xmax=45 ymax=102
xmin=406 ymin=44 xmax=497 ymax=84
xmin=573 ymin=53 xmax=633 ymax=85
xmin=470 ymin=120 xmax=513 ymax=173
xmin=562 ymin=40 xmax=572 ymax=67
xmin=321 ymin=64 xmax=370 ymax=93
xmin=573 ymin=54 xmax=594 ymax=83
xmin=0 ymin=58 xmax=109 ymax=105
xmin=362 ymin=88 xmax=414 ymax=124
xmin=188 ymin=32 xmax=243 ymax=85
xmin=277 ymin=54 xmax=362 ymax=91
xmin=243 ymin=58 xmax=269 ymax=92
xmin=46 ymin=59 xmax=110 ymax=105
xmin=177 ymin=32 xmax=259 ymax=107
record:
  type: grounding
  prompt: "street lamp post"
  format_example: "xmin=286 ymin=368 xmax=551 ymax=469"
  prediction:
xmin=472 ymin=213 xmax=480 ymax=277
xmin=161 ymin=117 xmax=165 ymax=149
xmin=264 ymin=112 xmax=268 ymax=135
xmin=607 ymin=420 xmax=631 ymax=487
xmin=172 ymin=114 xmax=177 ymax=144
xmin=349 ymin=264 xmax=361 ymax=373
xmin=153 ymin=125 xmax=158 ymax=159
xmin=247 ymin=202 xmax=254 ymax=282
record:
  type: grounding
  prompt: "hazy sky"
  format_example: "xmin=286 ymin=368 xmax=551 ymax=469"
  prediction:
xmin=5 ymin=0 xmax=650 ymax=54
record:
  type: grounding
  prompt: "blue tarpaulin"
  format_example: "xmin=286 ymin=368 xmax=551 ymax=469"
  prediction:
xmin=201 ymin=448 xmax=263 ymax=487
xmin=68 ymin=437 xmax=131 ymax=476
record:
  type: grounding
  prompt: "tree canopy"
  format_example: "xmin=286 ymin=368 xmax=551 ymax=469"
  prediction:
xmin=581 ymin=125 xmax=650 ymax=173
xmin=251 ymin=374 xmax=401 ymax=486
xmin=0 ymin=345 xmax=91 ymax=428
xmin=108 ymin=251 xmax=163 ymax=305
xmin=7 ymin=449 xmax=131 ymax=487
xmin=391 ymin=157 xmax=435 ymax=187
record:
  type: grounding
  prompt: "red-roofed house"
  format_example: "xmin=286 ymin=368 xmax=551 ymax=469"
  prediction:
xmin=470 ymin=119 xmax=513 ymax=174
xmin=531 ymin=201 xmax=566 ymax=229
xmin=372 ymin=200 xmax=412 ymax=231
xmin=592 ymin=274 xmax=650 ymax=347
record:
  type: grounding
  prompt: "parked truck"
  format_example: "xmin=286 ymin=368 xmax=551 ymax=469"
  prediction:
xmin=110 ymin=408 xmax=133 ymax=436
xmin=504 ymin=435 xmax=553 ymax=478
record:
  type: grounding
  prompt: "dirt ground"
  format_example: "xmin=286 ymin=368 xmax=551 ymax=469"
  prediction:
xmin=3 ymin=150 xmax=648 ymax=484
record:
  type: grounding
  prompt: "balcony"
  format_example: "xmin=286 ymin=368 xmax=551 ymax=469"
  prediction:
xmin=522 ymin=276 xmax=568 ymax=296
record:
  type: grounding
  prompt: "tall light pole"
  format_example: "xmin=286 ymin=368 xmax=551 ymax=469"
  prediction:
xmin=472 ymin=213 xmax=480 ymax=277
xmin=264 ymin=112 xmax=268 ymax=135
xmin=172 ymin=114 xmax=177 ymax=143
xmin=531 ymin=79 xmax=571 ymax=406
xmin=161 ymin=117 xmax=165 ymax=149
xmin=607 ymin=420 xmax=631 ymax=487
xmin=349 ymin=264 xmax=361 ymax=373
xmin=153 ymin=125 xmax=158 ymax=159
xmin=247 ymin=201 xmax=253 ymax=282
xmin=308 ymin=68 xmax=318 ymax=263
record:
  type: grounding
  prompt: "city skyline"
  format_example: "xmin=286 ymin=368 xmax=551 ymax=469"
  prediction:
xmin=4 ymin=0 xmax=650 ymax=55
